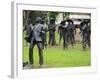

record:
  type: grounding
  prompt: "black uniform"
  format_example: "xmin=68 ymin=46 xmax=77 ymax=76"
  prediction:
xmin=48 ymin=19 xmax=56 ymax=46
xmin=66 ymin=21 xmax=75 ymax=46
xmin=58 ymin=23 xmax=63 ymax=45
xmin=59 ymin=20 xmax=68 ymax=49
xmin=80 ymin=20 xmax=91 ymax=51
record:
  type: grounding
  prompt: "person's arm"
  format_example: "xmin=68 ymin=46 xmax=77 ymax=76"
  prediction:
xmin=47 ymin=24 xmax=56 ymax=31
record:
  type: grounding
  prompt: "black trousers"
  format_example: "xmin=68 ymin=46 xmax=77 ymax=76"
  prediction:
xmin=67 ymin=33 xmax=74 ymax=46
xmin=29 ymin=38 xmax=43 ymax=65
xmin=62 ymin=33 xmax=68 ymax=49
xmin=42 ymin=34 xmax=47 ymax=49
xmin=82 ymin=33 xmax=90 ymax=50
xmin=48 ymin=32 xmax=56 ymax=45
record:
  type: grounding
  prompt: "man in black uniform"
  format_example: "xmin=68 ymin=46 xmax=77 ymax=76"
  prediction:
xmin=59 ymin=20 xmax=68 ymax=50
xmin=66 ymin=20 xmax=75 ymax=46
xmin=29 ymin=17 xmax=45 ymax=68
xmin=48 ymin=18 xmax=56 ymax=46
xmin=80 ymin=20 xmax=91 ymax=51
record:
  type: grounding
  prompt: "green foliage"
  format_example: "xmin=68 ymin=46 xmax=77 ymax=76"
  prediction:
xmin=23 ymin=10 xmax=71 ymax=25
xmin=48 ymin=12 xmax=59 ymax=20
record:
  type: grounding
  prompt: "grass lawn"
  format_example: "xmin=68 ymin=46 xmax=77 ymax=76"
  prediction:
xmin=23 ymin=43 xmax=91 ymax=68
